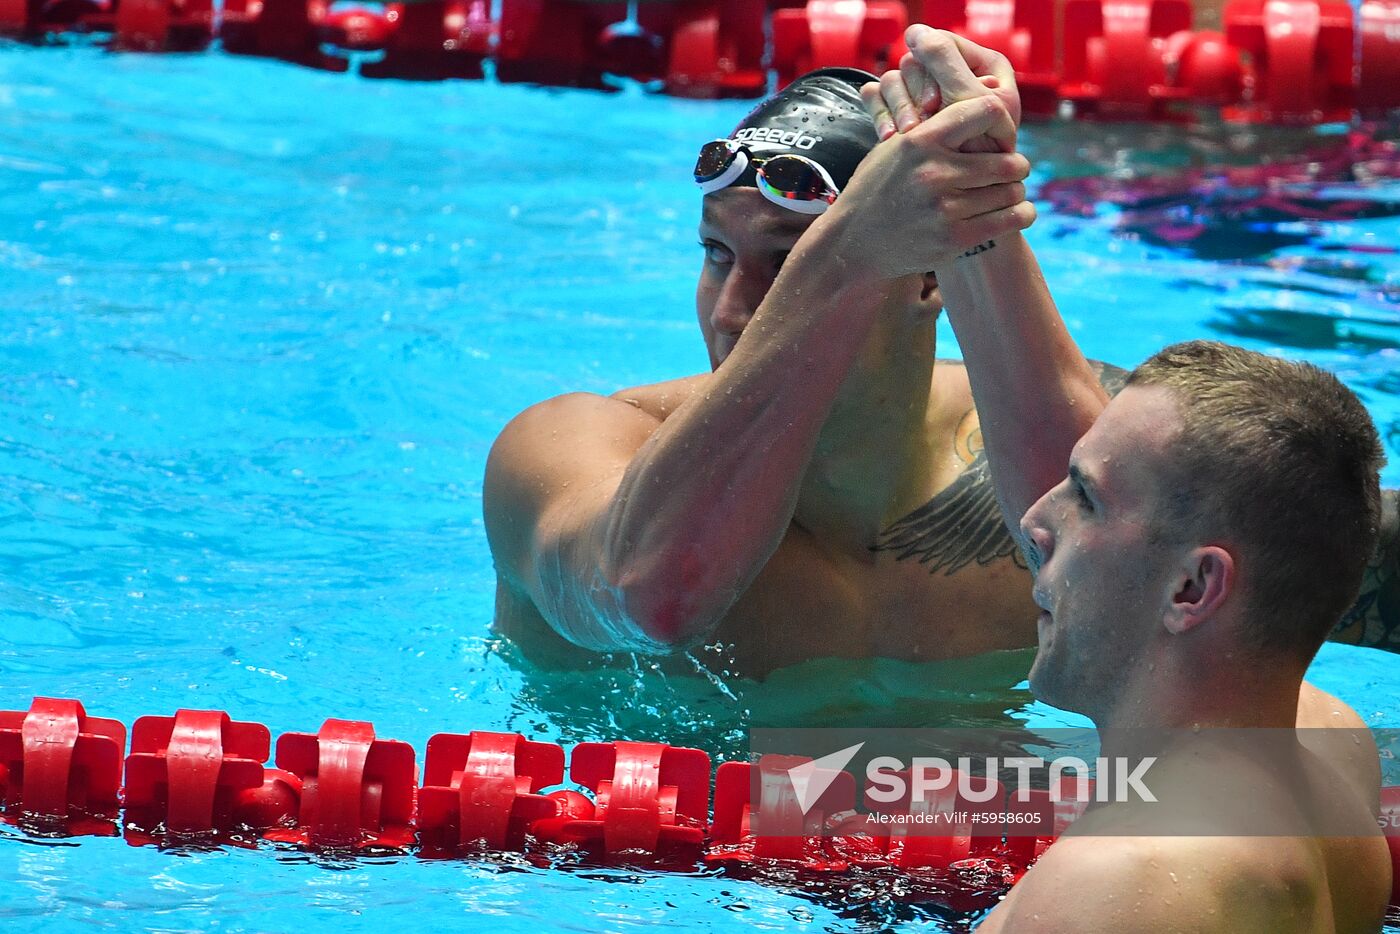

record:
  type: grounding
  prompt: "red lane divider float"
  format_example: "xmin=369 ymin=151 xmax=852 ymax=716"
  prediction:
xmin=1223 ymin=0 xmax=1356 ymax=123
xmin=358 ymin=1 xmax=490 ymax=80
xmin=0 ymin=698 xmax=124 ymax=837
xmin=2 ymin=0 xmax=1398 ymax=120
xmin=709 ymin=753 xmax=860 ymax=867
xmin=5 ymin=696 xmax=1400 ymax=910
xmin=920 ymin=0 xmax=1060 ymax=115
xmin=419 ymin=730 xmax=563 ymax=852
xmin=264 ymin=719 xmax=417 ymax=850
xmin=114 ymin=0 xmax=213 ymax=50
xmin=1060 ymin=0 xmax=1193 ymax=119
xmin=771 ymin=0 xmax=908 ymax=88
xmin=123 ymin=708 xmax=280 ymax=844
xmin=1359 ymin=0 xmax=1400 ymax=117
xmin=221 ymin=0 xmax=352 ymax=71
xmin=556 ymin=740 xmax=710 ymax=854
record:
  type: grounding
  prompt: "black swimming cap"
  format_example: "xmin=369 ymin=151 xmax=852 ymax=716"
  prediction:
xmin=721 ymin=67 xmax=880 ymax=191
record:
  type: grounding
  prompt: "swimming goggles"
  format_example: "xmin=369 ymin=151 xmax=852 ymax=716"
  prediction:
xmin=693 ymin=139 xmax=841 ymax=216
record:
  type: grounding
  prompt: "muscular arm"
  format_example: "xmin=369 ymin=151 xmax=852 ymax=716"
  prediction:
xmin=938 ymin=234 xmax=1109 ymax=557
xmin=865 ymin=31 xmax=1108 ymax=552
xmin=926 ymin=177 xmax=1400 ymax=655
xmin=484 ymin=97 xmax=1032 ymax=654
xmin=880 ymin=28 xmax=1400 ymax=653
xmin=484 ymin=235 xmax=898 ymax=653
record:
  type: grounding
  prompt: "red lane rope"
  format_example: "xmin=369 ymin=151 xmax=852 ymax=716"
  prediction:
xmin=2 ymin=0 xmax=1397 ymax=120
xmin=4 ymin=697 xmax=1400 ymax=909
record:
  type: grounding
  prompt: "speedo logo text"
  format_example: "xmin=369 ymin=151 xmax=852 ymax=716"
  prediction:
xmin=734 ymin=127 xmax=822 ymax=150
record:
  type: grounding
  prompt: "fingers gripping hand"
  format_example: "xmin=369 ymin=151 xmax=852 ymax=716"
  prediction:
xmin=921 ymin=98 xmax=1036 ymax=250
xmin=862 ymin=25 xmax=1022 ymax=153
xmin=912 ymin=25 xmax=1023 ymax=129
xmin=829 ymin=97 xmax=1035 ymax=277
xmin=844 ymin=26 xmax=1035 ymax=275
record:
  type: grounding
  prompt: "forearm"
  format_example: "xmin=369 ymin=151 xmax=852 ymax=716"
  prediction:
xmin=938 ymin=233 xmax=1108 ymax=534
xmin=591 ymin=219 xmax=894 ymax=647
xmin=545 ymin=88 xmax=1033 ymax=650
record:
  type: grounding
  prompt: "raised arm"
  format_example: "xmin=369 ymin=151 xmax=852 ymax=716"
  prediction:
xmin=875 ymin=28 xmax=1400 ymax=646
xmin=939 ymin=235 xmax=1109 ymax=538
xmin=485 ymin=252 xmax=903 ymax=653
xmin=484 ymin=97 xmax=1034 ymax=653
xmin=867 ymin=28 xmax=1108 ymax=550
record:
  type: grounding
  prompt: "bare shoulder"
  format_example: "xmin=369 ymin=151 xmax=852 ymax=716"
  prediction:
xmin=979 ymin=835 xmax=1309 ymax=934
xmin=979 ymin=836 xmax=1196 ymax=933
xmin=483 ymin=391 xmax=662 ymax=587
xmin=1297 ymin=681 xmax=1381 ymax=811
xmin=486 ymin=390 xmax=662 ymax=482
xmin=610 ymin=374 xmax=711 ymax=421
xmin=1298 ymin=681 xmax=1371 ymax=730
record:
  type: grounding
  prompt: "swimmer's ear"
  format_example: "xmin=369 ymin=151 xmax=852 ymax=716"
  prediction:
xmin=1163 ymin=545 xmax=1234 ymax=635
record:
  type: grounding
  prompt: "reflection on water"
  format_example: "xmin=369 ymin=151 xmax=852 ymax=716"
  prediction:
xmin=1031 ymin=120 xmax=1400 ymax=368
xmin=1034 ymin=122 xmax=1400 ymax=259
xmin=1164 ymin=254 xmax=1400 ymax=351
xmin=699 ymin=861 xmax=996 ymax=934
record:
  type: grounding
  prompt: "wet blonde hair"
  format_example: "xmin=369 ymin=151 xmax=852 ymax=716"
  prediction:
xmin=1128 ymin=340 xmax=1384 ymax=657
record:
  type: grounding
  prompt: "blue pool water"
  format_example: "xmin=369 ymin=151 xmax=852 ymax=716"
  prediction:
xmin=2 ymin=41 xmax=1400 ymax=932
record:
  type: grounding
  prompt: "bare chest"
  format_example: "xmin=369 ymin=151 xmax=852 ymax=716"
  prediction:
xmin=711 ymin=526 xmax=1038 ymax=675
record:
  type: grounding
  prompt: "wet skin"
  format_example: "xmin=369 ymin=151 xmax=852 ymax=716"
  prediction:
xmin=491 ymin=190 xmax=1051 ymax=676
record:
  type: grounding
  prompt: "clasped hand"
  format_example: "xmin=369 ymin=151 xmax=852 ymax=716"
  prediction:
xmin=822 ymin=26 xmax=1037 ymax=277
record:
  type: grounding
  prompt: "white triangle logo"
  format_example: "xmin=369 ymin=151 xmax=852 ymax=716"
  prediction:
xmin=786 ymin=742 xmax=865 ymax=815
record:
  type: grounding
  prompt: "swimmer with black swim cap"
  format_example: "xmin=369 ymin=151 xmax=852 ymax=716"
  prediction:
xmin=693 ymin=68 xmax=879 ymax=214
xmin=487 ymin=63 xmax=1052 ymax=673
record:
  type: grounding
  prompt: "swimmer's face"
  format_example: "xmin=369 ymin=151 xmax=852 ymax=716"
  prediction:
xmin=696 ymin=188 xmax=818 ymax=369
xmin=1019 ymin=386 xmax=1188 ymax=720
